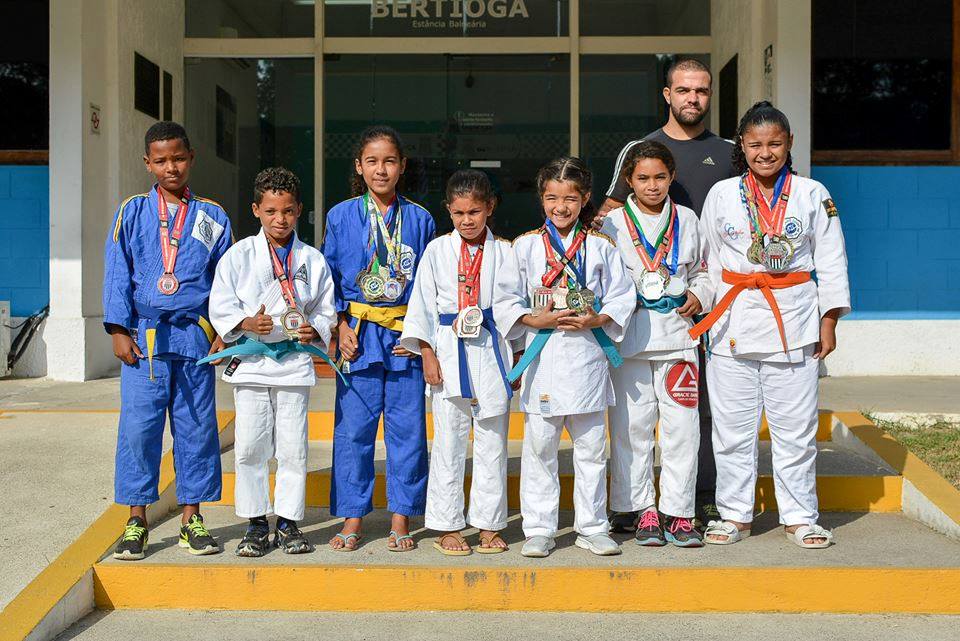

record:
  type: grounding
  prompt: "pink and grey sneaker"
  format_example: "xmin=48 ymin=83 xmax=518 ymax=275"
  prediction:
xmin=664 ymin=515 xmax=705 ymax=548
xmin=634 ymin=509 xmax=666 ymax=547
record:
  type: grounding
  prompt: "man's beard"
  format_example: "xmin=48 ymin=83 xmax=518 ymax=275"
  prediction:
xmin=672 ymin=104 xmax=706 ymax=126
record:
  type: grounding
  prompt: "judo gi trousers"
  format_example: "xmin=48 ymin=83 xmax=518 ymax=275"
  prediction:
xmin=707 ymin=352 xmax=820 ymax=526
xmin=233 ymin=385 xmax=310 ymax=521
xmin=114 ymin=356 xmax=221 ymax=506
xmin=331 ymin=363 xmax=428 ymax=518
xmin=609 ymin=357 xmax=700 ymax=518
xmin=425 ymin=397 xmax=510 ymax=532
xmin=521 ymin=411 xmax=608 ymax=538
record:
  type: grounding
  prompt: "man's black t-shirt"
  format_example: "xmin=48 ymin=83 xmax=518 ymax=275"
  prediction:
xmin=605 ymin=128 xmax=737 ymax=216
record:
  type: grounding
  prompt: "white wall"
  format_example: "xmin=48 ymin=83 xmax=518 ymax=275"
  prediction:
xmin=827 ymin=320 xmax=960 ymax=376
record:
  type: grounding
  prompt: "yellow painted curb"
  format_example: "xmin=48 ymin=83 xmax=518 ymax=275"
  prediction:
xmin=307 ymin=410 xmax=834 ymax=442
xmin=91 ymin=564 xmax=960 ymax=614
xmin=0 ymin=411 xmax=235 ymax=641
xmin=835 ymin=411 xmax=960 ymax=526
xmin=213 ymin=472 xmax=901 ymax=513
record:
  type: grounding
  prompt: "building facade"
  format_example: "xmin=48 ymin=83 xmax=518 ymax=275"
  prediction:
xmin=3 ymin=0 xmax=957 ymax=379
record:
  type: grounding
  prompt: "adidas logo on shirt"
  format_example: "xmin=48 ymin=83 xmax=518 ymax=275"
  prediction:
xmin=702 ymin=156 xmax=716 ymax=166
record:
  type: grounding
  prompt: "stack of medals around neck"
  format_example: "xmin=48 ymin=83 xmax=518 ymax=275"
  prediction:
xmin=533 ymin=222 xmax=595 ymax=316
xmin=456 ymin=238 xmax=484 ymax=339
xmin=357 ymin=193 xmax=406 ymax=303
xmin=269 ymin=237 xmax=306 ymax=340
xmin=742 ymin=170 xmax=795 ymax=272
xmin=623 ymin=195 xmax=684 ymax=301
xmin=156 ymin=186 xmax=191 ymax=296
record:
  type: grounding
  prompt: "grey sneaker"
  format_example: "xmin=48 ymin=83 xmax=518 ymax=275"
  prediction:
xmin=575 ymin=533 xmax=622 ymax=556
xmin=520 ymin=535 xmax=556 ymax=558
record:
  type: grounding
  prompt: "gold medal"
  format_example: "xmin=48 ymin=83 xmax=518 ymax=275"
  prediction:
xmin=280 ymin=308 xmax=306 ymax=340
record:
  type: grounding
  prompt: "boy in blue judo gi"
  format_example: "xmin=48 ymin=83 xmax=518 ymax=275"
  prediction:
xmin=104 ymin=121 xmax=232 ymax=559
xmin=323 ymin=126 xmax=435 ymax=552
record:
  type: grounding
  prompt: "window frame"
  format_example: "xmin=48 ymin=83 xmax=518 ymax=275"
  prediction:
xmin=811 ymin=0 xmax=960 ymax=166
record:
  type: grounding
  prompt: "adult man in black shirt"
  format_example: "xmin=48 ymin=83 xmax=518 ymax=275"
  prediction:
xmin=598 ymin=58 xmax=737 ymax=532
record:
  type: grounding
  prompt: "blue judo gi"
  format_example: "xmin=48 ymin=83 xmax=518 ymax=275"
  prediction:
xmin=322 ymin=194 xmax=435 ymax=518
xmin=103 ymin=185 xmax=232 ymax=506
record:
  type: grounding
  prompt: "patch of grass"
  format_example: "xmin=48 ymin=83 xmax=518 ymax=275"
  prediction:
xmin=869 ymin=417 xmax=960 ymax=490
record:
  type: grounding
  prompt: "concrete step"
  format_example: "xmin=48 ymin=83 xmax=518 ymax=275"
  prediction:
xmin=56 ymin=610 xmax=960 ymax=641
xmin=92 ymin=507 xmax=960 ymax=614
xmin=212 ymin=439 xmax=902 ymax=513
xmin=304 ymin=410 xmax=835 ymax=442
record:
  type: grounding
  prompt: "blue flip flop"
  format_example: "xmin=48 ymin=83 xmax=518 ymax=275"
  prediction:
xmin=388 ymin=530 xmax=416 ymax=552
xmin=332 ymin=532 xmax=361 ymax=552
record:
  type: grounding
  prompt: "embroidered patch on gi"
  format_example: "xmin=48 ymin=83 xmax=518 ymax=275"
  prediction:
xmin=784 ymin=217 xmax=803 ymax=240
xmin=293 ymin=263 xmax=308 ymax=284
xmin=823 ymin=198 xmax=839 ymax=218
xmin=191 ymin=209 xmax=224 ymax=251
xmin=723 ymin=222 xmax=746 ymax=241
xmin=665 ymin=361 xmax=699 ymax=408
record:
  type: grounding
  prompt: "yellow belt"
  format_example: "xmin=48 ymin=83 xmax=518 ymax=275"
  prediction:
xmin=145 ymin=316 xmax=216 ymax=380
xmin=347 ymin=302 xmax=407 ymax=335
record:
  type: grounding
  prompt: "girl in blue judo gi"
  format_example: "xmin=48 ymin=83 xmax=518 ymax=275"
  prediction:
xmin=322 ymin=126 xmax=436 ymax=551
xmin=103 ymin=121 xmax=232 ymax=560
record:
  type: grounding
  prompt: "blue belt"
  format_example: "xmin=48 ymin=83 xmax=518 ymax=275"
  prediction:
xmin=638 ymin=293 xmax=687 ymax=314
xmin=134 ymin=301 xmax=209 ymax=329
xmin=197 ymin=335 xmax=348 ymax=385
xmin=438 ymin=307 xmax=512 ymax=401
xmin=506 ymin=301 xmax=623 ymax=384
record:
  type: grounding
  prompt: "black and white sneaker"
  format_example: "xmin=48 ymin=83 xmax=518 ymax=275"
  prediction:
xmin=274 ymin=519 xmax=313 ymax=554
xmin=113 ymin=516 xmax=148 ymax=560
xmin=178 ymin=514 xmax=219 ymax=556
xmin=608 ymin=511 xmax=639 ymax=534
xmin=236 ymin=519 xmax=271 ymax=557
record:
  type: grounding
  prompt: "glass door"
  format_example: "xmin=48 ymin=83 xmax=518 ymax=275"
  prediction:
xmin=324 ymin=53 xmax=570 ymax=239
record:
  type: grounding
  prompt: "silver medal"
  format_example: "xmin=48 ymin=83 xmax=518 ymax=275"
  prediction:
xmin=532 ymin=286 xmax=553 ymax=315
xmin=456 ymin=305 xmax=483 ymax=338
xmin=638 ymin=268 xmax=667 ymax=300
xmin=382 ymin=278 xmax=403 ymax=302
xmin=552 ymin=286 xmax=569 ymax=310
xmin=762 ymin=236 xmax=795 ymax=272
xmin=280 ymin=308 xmax=306 ymax=340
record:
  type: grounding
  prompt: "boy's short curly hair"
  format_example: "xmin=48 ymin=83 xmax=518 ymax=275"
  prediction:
xmin=254 ymin=167 xmax=301 ymax=204
xmin=144 ymin=121 xmax=191 ymax=155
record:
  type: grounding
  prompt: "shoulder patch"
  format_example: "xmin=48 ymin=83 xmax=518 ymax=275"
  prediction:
xmin=511 ymin=229 xmax=542 ymax=246
xmin=588 ymin=230 xmax=616 ymax=246
xmin=113 ymin=193 xmax=148 ymax=242
xmin=823 ymin=198 xmax=839 ymax=218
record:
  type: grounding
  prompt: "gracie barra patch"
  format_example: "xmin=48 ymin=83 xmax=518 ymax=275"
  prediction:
xmin=191 ymin=209 xmax=225 ymax=251
xmin=823 ymin=198 xmax=839 ymax=218
xmin=293 ymin=263 xmax=308 ymax=284
xmin=665 ymin=361 xmax=699 ymax=408
xmin=784 ymin=217 xmax=803 ymax=240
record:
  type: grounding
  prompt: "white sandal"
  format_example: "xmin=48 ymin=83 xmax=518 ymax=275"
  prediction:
xmin=703 ymin=520 xmax=751 ymax=545
xmin=785 ymin=524 xmax=834 ymax=549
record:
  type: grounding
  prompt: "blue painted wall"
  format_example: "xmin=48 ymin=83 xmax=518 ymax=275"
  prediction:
xmin=0 ymin=166 xmax=49 ymax=317
xmin=811 ymin=165 xmax=960 ymax=317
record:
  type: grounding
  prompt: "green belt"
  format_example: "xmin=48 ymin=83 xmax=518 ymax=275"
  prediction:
xmin=197 ymin=336 xmax=348 ymax=385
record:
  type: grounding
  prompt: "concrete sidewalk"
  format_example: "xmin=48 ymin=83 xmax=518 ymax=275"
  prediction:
xmin=3 ymin=374 xmax=959 ymax=414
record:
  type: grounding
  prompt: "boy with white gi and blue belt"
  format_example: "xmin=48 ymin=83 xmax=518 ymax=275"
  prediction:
xmin=103 ymin=122 xmax=232 ymax=560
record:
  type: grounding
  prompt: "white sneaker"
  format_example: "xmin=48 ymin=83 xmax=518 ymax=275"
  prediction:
xmin=521 ymin=535 xmax=556 ymax=558
xmin=575 ymin=533 xmax=622 ymax=556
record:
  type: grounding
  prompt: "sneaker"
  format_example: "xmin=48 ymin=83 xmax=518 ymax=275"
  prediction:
xmin=695 ymin=496 xmax=721 ymax=530
xmin=608 ymin=511 xmax=639 ymax=534
xmin=113 ymin=516 xmax=148 ymax=561
xmin=178 ymin=514 xmax=219 ymax=556
xmin=634 ymin=509 xmax=666 ymax=547
xmin=575 ymin=533 xmax=622 ymax=556
xmin=664 ymin=516 xmax=705 ymax=548
xmin=274 ymin=520 xmax=314 ymax=554
xmin=235 ymin=521 xmax=270 ymax=558
xmin=520 ymin=535 xmax=556 ymax=558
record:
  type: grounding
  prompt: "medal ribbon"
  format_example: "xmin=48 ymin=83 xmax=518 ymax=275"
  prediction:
xmin=743 ymin=169 xmax=792 ymax=237
xmin=267 ymin=238 xmax=298 ymax=310
xmin=623 ymin=196 xmax=680 ymax=274
xmin=457 ymin=239 xmax=484 ymax=310
xmin=364 ymin=193 xmax=403 ymax=276
xmin=157 ymin=185 xmax=191 ymax=276
xmin=540 ymin=220 xmax=586 ymax=288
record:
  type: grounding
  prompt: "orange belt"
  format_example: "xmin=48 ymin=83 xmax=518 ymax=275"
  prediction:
xmin=689 ymin=269 xmax=812 ymax=353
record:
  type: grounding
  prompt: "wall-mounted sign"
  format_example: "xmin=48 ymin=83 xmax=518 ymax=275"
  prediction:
xmin=89 ymin=103 xmax=101 ymax=135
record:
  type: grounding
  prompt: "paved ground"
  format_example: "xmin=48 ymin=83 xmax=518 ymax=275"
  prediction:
xmin=55 ymin=611 xmax=960 ymax=641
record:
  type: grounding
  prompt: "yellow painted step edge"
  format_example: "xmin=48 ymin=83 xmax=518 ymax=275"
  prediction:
xmin=835 ymin=411 xmax=960 ymax=526
xmin=0 ymin=411 xmax=236 ymax=641
xmin=306 ymin=410 xmax=835 ymax=442
xmin=92 ymin=564 xmax=960 ymax=614
xmin=213 ymin=473 xmax=902 ymax=513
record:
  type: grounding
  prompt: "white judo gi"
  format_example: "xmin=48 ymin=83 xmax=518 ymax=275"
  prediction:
xmin=209 ymin=230 xmax=336 ymax=521
xmin=697 ymin=174 xmax=850 ymax=526
xmin=600 ymin=196 xmax=714 ymax=518
xmin=400 ymin=228 xmax=515 ymax=532
xmin=494 ymin=228 xmax=635 ymax=538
